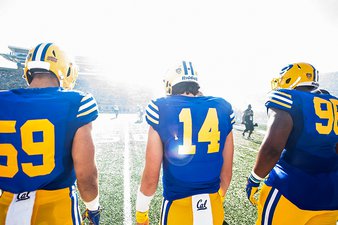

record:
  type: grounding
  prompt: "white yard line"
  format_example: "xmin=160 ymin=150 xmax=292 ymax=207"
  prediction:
xmin=236 ymin=144 xmax=259 ymax=153
xmin=123 ymin=122 xmax=132 ymax=225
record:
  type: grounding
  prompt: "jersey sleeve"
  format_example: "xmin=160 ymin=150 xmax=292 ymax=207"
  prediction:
xmin=217 ymin=98 xmax=235 ymax=135
xmin=145 ymin=99 xmax=160 ymax=131
xmin=265 ymin=89 xmax=293 ymax=112
xmin=229 ymin=110 xmax=235 ymax=126
xmin=75 ymin=93 xmax=99 ymax=127
xmin=226 ymin=104 xmax=235 ymax=135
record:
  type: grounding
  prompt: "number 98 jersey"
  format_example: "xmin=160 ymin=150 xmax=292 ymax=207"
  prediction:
xmin=0 ymin=87 xmax=98 ymax=193
xmin=145 ymin=95 xmax=235 ymax=201
xmin=265 ymin=89 xmax=338 ymax=210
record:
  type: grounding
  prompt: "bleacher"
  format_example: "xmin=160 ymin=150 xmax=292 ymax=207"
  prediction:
xmin=0 ymin=45 xmax=154 ymax=113
xmin=0 ymin=68 xmax=27 ymax=90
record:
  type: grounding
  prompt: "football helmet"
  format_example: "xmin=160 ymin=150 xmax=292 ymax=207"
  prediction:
xmin=23 ymin=43 xmax=78 ymax=89
xmin=163 ymin=60 xmax=198 ymax=95
xmin=271 ymin=62 xmax=319 ymax=90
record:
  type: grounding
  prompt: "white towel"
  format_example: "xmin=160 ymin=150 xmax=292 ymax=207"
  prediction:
xmin=5 ymin=191 xmax=36 ymax=225
xmin=192 ymin=194 xmax=213 ymax=225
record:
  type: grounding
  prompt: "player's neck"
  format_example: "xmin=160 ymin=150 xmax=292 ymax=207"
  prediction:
xmin=29 ymin=78 xmax=60 ymax=88
xmin=294 ymin=86 xmax=314 ymax=92
xmin=180 ymin=93 xmax=196 ymax=97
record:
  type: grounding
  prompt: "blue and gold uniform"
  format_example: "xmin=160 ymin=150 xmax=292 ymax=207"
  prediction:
xmin=256 ymin=89 xmax=338 ymax=225
xmin=0 ymin=87 xmax=98 ymax=225
xmin=145 ymin=95 xmax=235 ymax=225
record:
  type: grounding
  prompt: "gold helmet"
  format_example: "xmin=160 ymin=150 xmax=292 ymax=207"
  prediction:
xmin=23 ymin=43 xmax=78 ymax=89
xmin=163 ymin=60 xmax=198 ymax=95
xmin=271 ymin=62 xmax=319 ymax=90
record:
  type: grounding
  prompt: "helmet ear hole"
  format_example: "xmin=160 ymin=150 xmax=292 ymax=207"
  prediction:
xmin=26 ymin=70 xmax=33 ymax=84
xmin=285 ymin=78 xmax=291 ymax=84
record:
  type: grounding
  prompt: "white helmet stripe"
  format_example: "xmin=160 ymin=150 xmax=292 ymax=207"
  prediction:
xmin=32 ymin=43 xmax=52 ymax=61
xmin=39 ymin=43 xmax=53 ymax=61
xmin=32 ymin=43 xmax=48 ymax=61
xmin=31 ymin=43 xmax=42 ymax=61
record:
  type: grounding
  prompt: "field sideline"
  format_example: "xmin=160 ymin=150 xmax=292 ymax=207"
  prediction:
xmin=80 ymin=113 xmax=265 ymax=225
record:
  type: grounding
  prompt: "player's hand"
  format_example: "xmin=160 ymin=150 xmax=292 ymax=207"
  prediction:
xmin=136 ymin=211 xmax=149 ymax=225
xmin=82 ymin=207 xmax=102 ymax=225
xmin=246 ymin=174 xmax=261 ymax=206
xmin=218 ymin=189 xmax=226 ymax=203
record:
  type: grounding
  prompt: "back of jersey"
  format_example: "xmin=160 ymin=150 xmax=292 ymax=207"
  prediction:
xmin=0 ymin=87 xmax=98 ymax=193
xmin=146 ymin=95 xmax=235 ymax=200
xmin=266 ymin=89 xmax=338 ymax=210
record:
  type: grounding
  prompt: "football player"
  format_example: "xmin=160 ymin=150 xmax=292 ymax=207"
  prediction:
xmin=135 ymin=61 xmax=235 ymax=225
xmin=246 ymin=62 xmax=338 ymax=225
xmin=0 ymin=43 xmax=101 ymax=225
xmin=242 ymin=104 xmax=254 ymax=139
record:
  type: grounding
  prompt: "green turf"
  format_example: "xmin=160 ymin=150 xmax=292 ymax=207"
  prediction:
xmin=81 ymin=114 xmax=264 ymax=225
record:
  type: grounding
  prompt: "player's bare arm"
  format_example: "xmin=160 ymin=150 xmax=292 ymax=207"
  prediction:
xmin=140 ymin=126 xmax=163 ymax=196
xmin=72 ymin=122 xmax=99 ymax=202
xmin=253 ymin=108 xmax=293 ymax=178
xmin=219 ymin=131 xmax=234 ymax=198
xmin=136 ymin=126 xmax=163 ymax=225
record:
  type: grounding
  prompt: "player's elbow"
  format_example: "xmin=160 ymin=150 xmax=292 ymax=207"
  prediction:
xmin=261 ymin=146 xmax=282 ymax=161
xmin=222 ymin=172 xmax=232 ymax=186
xmin=76 ymin=167 xmax=98 ymax=188
xmin=220 ymin=166 xmax=232 ymax=186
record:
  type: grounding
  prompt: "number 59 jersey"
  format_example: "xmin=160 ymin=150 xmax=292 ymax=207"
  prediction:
xmin=265 ymin=89 xmax=338 ymax=210
xmin=145 ymin=95 xmax=235 ymax=201
xmin=0 ymin=87 xmax=98 ymax=193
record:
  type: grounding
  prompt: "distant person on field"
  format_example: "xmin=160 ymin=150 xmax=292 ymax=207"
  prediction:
xmin=135 ymin=105 xmax=144 ymax=123
xmin=113 ymin=105 xmax=119 ymax=118
xmin=135 ymin=61 xmax=235 ymax=225
xmin=242 ymin=104 xmax=254 ymax=138
xmin=0 ymin=43 xmax=101 ymax=225
xmin=246 ymin=62 xmax=338 ymax=225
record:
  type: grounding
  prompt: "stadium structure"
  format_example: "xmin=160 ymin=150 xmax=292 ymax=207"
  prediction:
xmin=0 ymin=45 xmax=28 ymax=69
xmin=0 ymin=45 xmax=154 ymax=113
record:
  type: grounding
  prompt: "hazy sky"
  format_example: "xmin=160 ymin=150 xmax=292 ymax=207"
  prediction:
xmin=0 ymin=0 xmax=337 ymax=110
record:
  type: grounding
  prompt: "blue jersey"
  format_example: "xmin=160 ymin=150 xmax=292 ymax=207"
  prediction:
xmin=0 ymin=87 xmax=98 ymax=193
xmin=265 ymin=89 xmax=338 ymax=210
xmin=145 ymin=95 xmax=235 ymax=200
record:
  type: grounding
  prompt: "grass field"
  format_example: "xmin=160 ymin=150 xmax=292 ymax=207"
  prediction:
xmin=81 ymin=113 xmax=265 ymax=225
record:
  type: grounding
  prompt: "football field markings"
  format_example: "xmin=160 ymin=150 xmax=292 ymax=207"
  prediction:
xmin=236 ymin=143 xmax=258 ymax=152
xmin=123 ymin=121 xmax=132 ymax=225
xmin=95 ymin=136 xmax=120 ymax=143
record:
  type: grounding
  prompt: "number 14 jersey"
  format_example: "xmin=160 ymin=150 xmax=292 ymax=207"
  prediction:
xmin=145 ymin=95 xmax=235 ymax=201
